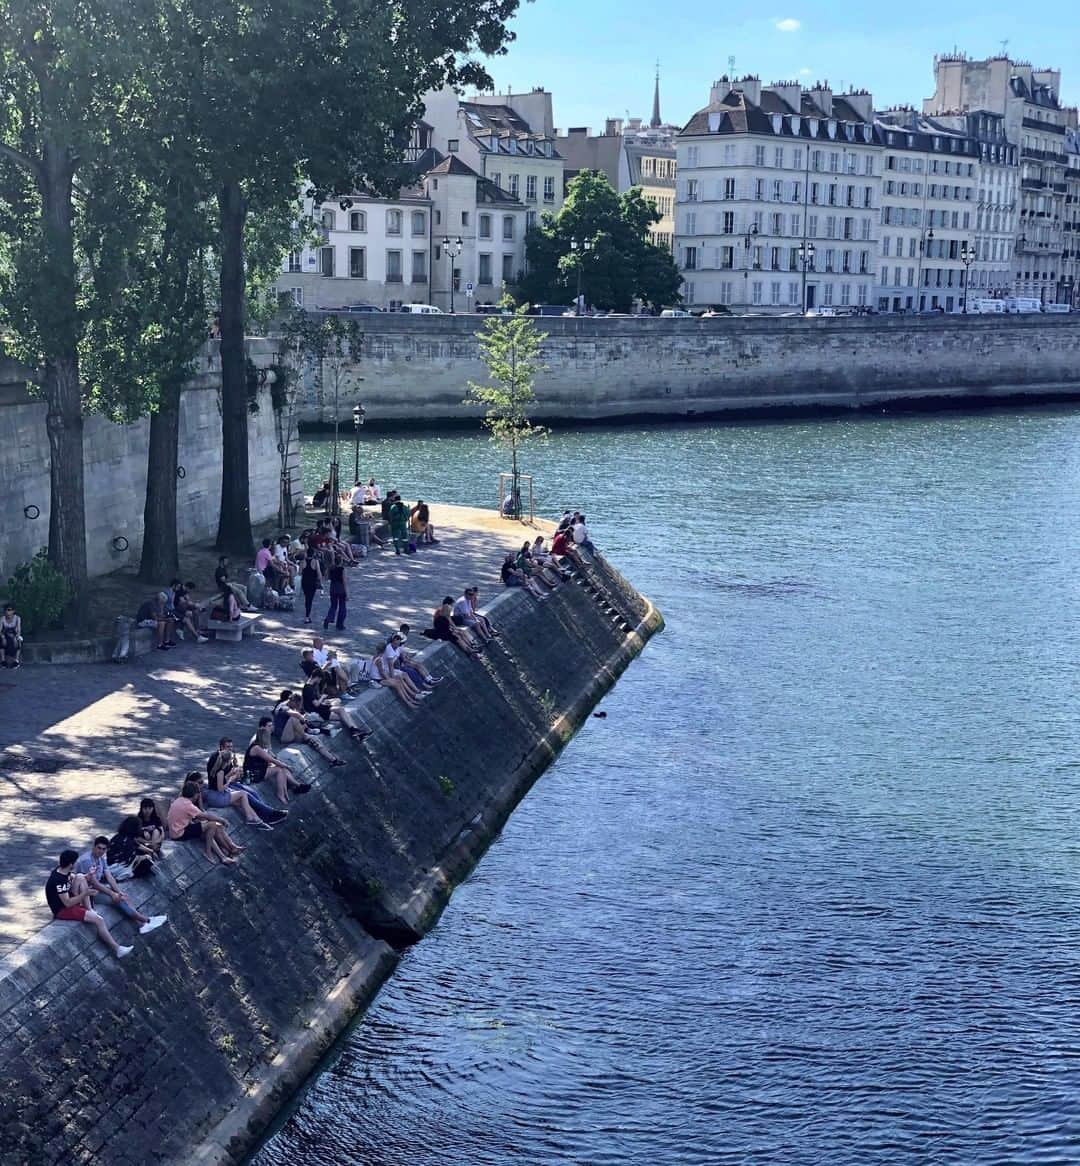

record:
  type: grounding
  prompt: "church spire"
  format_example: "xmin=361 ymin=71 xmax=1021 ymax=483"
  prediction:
xmin=650 ymin=60 xmax=662 ymax=128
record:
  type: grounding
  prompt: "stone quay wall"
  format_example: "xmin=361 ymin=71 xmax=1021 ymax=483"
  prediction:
xmin=293 ymin=314 xmax=1080 ymax=427
xmin=0 ymin=344 xmax=289 ymax=582
xmin=0 ymin=554 xmax=663 ymax=1166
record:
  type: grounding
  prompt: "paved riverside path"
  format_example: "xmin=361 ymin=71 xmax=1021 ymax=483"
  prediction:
xmin=0 ymin=504 xmax=536 ymax=958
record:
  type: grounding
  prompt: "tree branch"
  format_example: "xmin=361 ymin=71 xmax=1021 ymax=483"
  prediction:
xmin=0 ymin=140 xmax=42 ymax=181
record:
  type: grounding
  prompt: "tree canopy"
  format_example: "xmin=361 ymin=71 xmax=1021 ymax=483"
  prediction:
xmin=518 ymin=170 xmax=682 ymax=312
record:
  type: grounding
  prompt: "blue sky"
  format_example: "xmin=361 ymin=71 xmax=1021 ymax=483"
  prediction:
xmin=481 ymin=0 xmax=1080 ymax=131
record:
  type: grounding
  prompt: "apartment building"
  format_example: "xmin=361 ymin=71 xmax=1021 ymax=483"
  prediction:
xmin=875 ymin=109 xmax=1017 ymax=312
xmin=276 ymin=188 xmax=432 ymax=311
xmin=1065 ymin=125 xmax=1080 ymax=307
xmin=676 ymin=77 xmax=880 ymax=312
xmin=924 ymin=54 xmax=1069 ymax=302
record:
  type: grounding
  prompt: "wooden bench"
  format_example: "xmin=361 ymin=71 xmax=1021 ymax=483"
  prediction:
xmin=206 ymin=613 xmax=260 ymax=642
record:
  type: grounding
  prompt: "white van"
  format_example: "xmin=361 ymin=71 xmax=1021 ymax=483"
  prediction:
xmin=1043 ymin=303 xmax=1072 ymax=314
xmin=970 ymin=299 xmax=1005 ymax=314
xmin=1004 ymin=297 xmax=1042 ymax=314
xmin=400 ymin=303 xmax=443 ymax=315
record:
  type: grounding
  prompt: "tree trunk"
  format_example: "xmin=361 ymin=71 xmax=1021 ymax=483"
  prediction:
xmin=40 ymin=144 xmax=88 ymax=627
xmin=215 ymin=179 xmax=253 ymax=557
xmin=138 ymin=381 xmax=181 ymax=582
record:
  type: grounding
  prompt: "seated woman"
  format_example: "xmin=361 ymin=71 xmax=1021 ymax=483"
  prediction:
xmin=1 ymin=604 xmax=23 ymax=669
xmin=531 ymin=536 xmax=574 ymax=580
xmin=209 ymin=587 xmax=241 ymax=622
xmin=371 ymin=643 xmax=425 ymax=708
xmin=422 ymin=598 xmax=482 ymax=656
xmin=107 ymin=816 xmax=158 ymax=880
xmin=137 ymin=798 xmax=166 ymax=855
xmin=302 ymin=669 xmax=373 ymax=741
xmin=409 ymin=499 xmax=438 ymax=544
xmin=550 ymin=527 xmax=585 ymax=571
xmin=516 ymin=541 xmax=558 ymax=588
xmin=170 ymin=580 xmax=209 ymax=641
xmin=167 ymin=779 xmax=244 ymax=865
xmin=501 ymin=553 xmax=548 ymax=600
xmin=328 ymin=516 xmax=363 ymax=562
xmin=203 ymin=754 xmax=274 ymax=830
xmin=362 ymin=477 xmax=381 ymax=504
xmin=279 ymin=694 xmax=346 ymax=766
xmin=244 ymin=719 xmax=309 ymax=802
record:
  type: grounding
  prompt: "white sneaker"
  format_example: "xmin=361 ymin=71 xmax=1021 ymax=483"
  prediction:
xmin=139 ymin=915 xmax=167 ymax=935
xmin=116 ymin=945 xmax=134 ymax=959
xmin=197 ymin=634 xmax=209 ymax=643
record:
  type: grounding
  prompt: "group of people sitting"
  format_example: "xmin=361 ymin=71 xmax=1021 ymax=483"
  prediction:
xmin=135 ymin=580 xmax=209 ymax=650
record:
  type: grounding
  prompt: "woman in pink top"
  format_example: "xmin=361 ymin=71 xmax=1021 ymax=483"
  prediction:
xmin=167 ymin=780 xmax=244 ymax=865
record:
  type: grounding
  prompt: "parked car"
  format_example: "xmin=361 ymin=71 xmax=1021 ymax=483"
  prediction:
xmin=805 ymin=307 xmax=837 ymax=318
xmin=343 ymin=303 xmax=383 ymax=313
xmin=529 ymin=303 xmax=574 ymax=316
xmin=399 ymin=303 xmax=443 ymax=315
xmin=660 ymin=308 xmax=691 ymax=318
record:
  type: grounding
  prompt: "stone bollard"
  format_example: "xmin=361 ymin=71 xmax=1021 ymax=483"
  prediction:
xmin=110 ymin=615 xmax=132 ymax=663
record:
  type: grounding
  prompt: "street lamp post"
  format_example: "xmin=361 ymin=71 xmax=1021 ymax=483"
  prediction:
xmin=442 ymin=236 xmax=463 ymax=313
xmin=352 ymin=402 xmax=366 ymax=485
xmin=916 ymin=227 xmax=935 ymax=308
xmin=570 ymin=237 xmax=592 ymax=314
xmin=959 ymin=240 xmax=975 ymax=314
xmin=798 ymin=241 xmax=816 ymax=312
xmin=742 ymin=224 xmax=759 ymax=310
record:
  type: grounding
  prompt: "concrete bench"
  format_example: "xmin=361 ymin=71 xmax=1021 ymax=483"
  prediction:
xmin=206 ymin=613 xmax=260 ymax=642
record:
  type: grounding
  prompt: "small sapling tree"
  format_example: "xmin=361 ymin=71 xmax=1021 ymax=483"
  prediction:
xmin=465 ymin=298 xmax=548 ymax=517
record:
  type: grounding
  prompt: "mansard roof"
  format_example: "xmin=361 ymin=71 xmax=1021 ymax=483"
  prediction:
xmin=680 ymin=88 xmax=876 ymax=143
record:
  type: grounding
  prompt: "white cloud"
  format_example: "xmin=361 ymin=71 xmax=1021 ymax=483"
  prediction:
xmin=799 ymin=67 xmax=812 ymax=75
xmin=775 ymin=17 xmax=801 ymax=32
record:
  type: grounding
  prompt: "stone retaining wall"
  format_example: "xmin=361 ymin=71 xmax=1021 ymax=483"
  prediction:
xmin=292 ymin=313 xmax=1080 ymax=426
xmin=0 ymin=554 xmax=662 ymax=1166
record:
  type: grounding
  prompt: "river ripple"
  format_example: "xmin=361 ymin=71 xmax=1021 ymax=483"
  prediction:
xmin=255 ymin=409 xmax=1080 ymax=1165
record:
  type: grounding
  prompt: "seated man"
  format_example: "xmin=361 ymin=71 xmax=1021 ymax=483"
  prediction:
xmin=278 ymin=694 xmax=346 ymax=765
xmin=214 ymin=556 xmax=251 ymax=609
xmin=206 ymin=738 xmax=286 ymax=825
xmin=572 ymin=513 xmax=597 ymax=556
xmin=167 ymin=780 xmax=244 ymax=865
xmin=301 ymin=668 xmax=373 ymax=742
xmin=362 ymin=477 xmax=381 ymax=504
xmin=451 ymin=589 xmax=494 ymax=645
xmin=465 ymin=588 xmax=499 ymax=640
xmin=74 ymin=836 xmax=167 ymax=933
xmin=46 ymin=849 xmax=135 ymax=959
xmin=381 ymin=632 xmax=440 ymax=691
xmin=136 ymin=592 xmax=176 ymax=651
xmin=312 ymin=635 xmax=360 ymax=688
xmin=170 ymin=579 xmax=209 ymax=642
xmin=395 ymin=624 xmax=443 ymax=683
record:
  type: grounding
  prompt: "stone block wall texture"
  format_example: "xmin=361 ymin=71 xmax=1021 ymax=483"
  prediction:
xmin=0 ymin=343 xmax=288 ymax=581
xmin=0 ymin=557 xmax=662 ymax=1166
xmin=294 ymin=313 xmax=1080 ymax=426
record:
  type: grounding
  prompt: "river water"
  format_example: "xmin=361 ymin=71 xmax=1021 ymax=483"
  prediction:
xmin=256 ymin=411 xmax=1080 ymax=1165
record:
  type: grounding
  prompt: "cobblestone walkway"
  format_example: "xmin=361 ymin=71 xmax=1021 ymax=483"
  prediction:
xmin=0 ymin=505 xmax=534 ymax=956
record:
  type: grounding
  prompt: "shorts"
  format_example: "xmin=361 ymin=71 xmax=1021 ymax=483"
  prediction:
xmin=203 ymin=788 xmax=232 ymax=809
xmin=55 ymin=906 xmax=88 ymax=922
xmin=137 ymin=619 xmax=158 ymax=629
xmin=176 ymin=823 xmax=202 ymax=841
xmin=505 ymin=577 xmax=524 ymax=587
xmin=451 ymin=614 xmax=468 ymax=626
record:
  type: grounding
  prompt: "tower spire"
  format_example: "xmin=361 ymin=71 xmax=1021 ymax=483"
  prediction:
xmin=650 ymin=59 xmax=662 ymax=128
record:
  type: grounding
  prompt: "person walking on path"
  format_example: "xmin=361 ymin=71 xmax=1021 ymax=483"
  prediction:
xmin=389 ymin=493 xmax=410 ymax=555
xmin=301 ymin=552 xmax=323 ymax=625
xmin=323 ymin=555 xmax=348 ymax=631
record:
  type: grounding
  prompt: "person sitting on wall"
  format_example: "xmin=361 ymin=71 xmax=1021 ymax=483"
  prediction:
xmin=556 ymin=510 xmax=574 ymax=533
xmin=371 ymin=641 xmax=427 ymax=708
xmin=74 ymin=836 xmax=168 ymax=932
xmin=550 ymin=526 xmax=585 ymax=571
xmin=380 ymin=632 xmax=439 ymax=693
xmin=167 ymin=779 xmax=244 ymax=865
xmin=466 ymin=589 xmax=499 ymax=641
xmin=1 ymin=604 xmax=23 ymax=669
xmin=107 ymin=816 xmax=159 ymax=880
xmin=409 ymin=500 xmax=438 ymax=544
xmin=278 ymin=693 xmax=347 ymax=765
xmin=207 ymin=736 xmax=287 ymax=825
xmin=209 ymin=586 xmax=241 ymax=623
xmin=170 ymin=580 xmax=208 ymax=642
xmin=422 ymin=597 xmax=483 ymax=655
xmin=572 ymin=513 xmax=597 ymax=556
xmin=452 ymin=589 xmax=494 ymax=646
xmin=328 ymin=516 xmax=362 ymax=564
xmin=136 ymin=592 xmax=177 ymax=652
xmin=516 ymin=541 xmax=559 ymax=589
xmin=46 ymin=849 xmax=135 ymax=959
xmin=203 ymin=742 xmax=278 ymax=829
xmin=302 ymin=668 xmax=373 ymax=742
xmin=395 ymin=624 xmax=443 ymax=685
xmin=362 ymin=477 xmax=381 ymax=504
xmin=530 ymin=536 xmax=573 ymax=580
xmin=136 ymin=798 xmax=166 ymax=855
xmin=245 ymin=718 xmax=309 ymax=802
xmin=256 ymin=538 xmax=292 ymax=594
xmin=214 ymin=556 xmax=251 ymax=609
xmin=501 ymin=553 xmax=547 ymax=601
xmin=312 ymin=479 xmax=331 ymax=509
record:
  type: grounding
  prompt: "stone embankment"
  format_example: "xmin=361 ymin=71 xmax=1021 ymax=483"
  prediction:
xmin=0 ymin=536 xmax=662 ymax=1166
xmin=288 ymin=314 xmax=1080 ymax=427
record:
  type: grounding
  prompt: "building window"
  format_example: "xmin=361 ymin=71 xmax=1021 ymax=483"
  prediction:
xmin=683 ymin=246 xmax=697 ymax=271
xmin=479 ymin=214 xmax=492 ymax=240
xmin=755 ymin=178 xmax=765 ymax=201
xmin=491 ymin=172 xmax=501 ymax=188
xmin=543 ymin=176 xmax=555 ymax=203
xmin=349 ymin=248 xmax=365 ymax=279
xmin=723 ymin=177 xmax=736 ymax=200
xmin=771 ymin=281 xmax=781 ymax=304
xmin=823 ymin=283 xmax=834 ymax=305
xmin=755 ymin=144 xmax=766 ymax=167
xmin=774 ymin=147 xmax=784 ymax=168
xmin=411 ymin=251 xmax=426 ymax=282
xmin=770 ymin=247 xmax=781 ymax=270
xmin=386 ymin=250 xmax=402 ymax=282
xmin=288 ymin=251 xmax=301 ymax=273
xmin=411 ymin=211 xmax=426 ymax=236
xmin=503 ymin=215 xmax=515 ymax=240
xmin=319 ymin=246 xmax=335 ymax=276
xmin=287 ymin=287 xmax=303 ymax=307
xmin=508 ymin=174 xmax=519 ymax=197
xmin=526 ymin=175 xmax=537 ymax=202
xmin=722 ymin=212 xmax=734 ymax=235
xmin=320 ymin=209 xmax=335 ymax=230
xmin=349 ymin=211 xmax=366 ymax=232
xmin=841 ymin=283 xmax=851 ymax=305
xmin=686 ymin=178 xmax=699 ymax=202
xmin=526 ymin=210 xmax=537 ymax=230
xmin=448 ymin=138 xmax=459 ymax=152
xmin=386 ymin=209 xmax=402 ymax=236
xmin=502 ymin=253 xmax=514 ymax=282
xmin=461 ymin=210 xmax=470 ymax=226
xmin=752 ymin=280 xmax=763 ymax=304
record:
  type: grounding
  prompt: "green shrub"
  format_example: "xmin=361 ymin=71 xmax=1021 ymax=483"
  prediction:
xmin=6 ymin=549 xmax=71 ymax=634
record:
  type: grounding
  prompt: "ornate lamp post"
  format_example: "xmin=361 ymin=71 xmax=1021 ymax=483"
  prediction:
xmin=351 ymin=402 xmax=366 ymax=485
xmin=798 ymin=241 xmax=816 ymax=312
xmin=743 ymin=223 xmax=759 ymax=310
xmin=442 ymin=236 xmax=463 ymax=313
xmin=959 ymin=240 xmax=976 ymax=314
xmin=916 ymin=227 xmax=935 ymax=307
xmin=570 ymin=237 xmax=593 ymax=314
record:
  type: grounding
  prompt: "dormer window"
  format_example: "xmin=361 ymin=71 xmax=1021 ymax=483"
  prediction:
xmin=827 ymin=119 xmax=837 ymax=138
xmin=771 ymin=114 xmax=782 ymax=134
xmin=808 ymin=118 xmax=819 ymax=137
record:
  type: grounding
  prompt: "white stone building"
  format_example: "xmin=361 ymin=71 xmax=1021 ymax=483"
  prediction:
xmin=675 ymin=77 xmax=881 ymax=313
xmin=1064 ymin=125 xmax=1080 ymax=308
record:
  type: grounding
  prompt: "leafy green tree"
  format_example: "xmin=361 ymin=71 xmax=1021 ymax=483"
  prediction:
xmin=0 ymin=0 xmax=160 ymax=622
xmin=465 ymin=299 xmax=548 ymax=517
xmin=519 ymin=170 xmax=682 ymax=312
xmin=177 ymin=0 xmax=522 ymax=557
